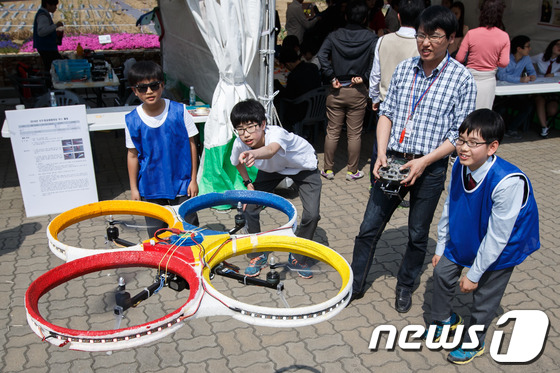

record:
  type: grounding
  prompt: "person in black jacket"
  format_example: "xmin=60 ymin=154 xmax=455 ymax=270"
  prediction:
xmin=317 ymin=0 xmax=378 ymax=181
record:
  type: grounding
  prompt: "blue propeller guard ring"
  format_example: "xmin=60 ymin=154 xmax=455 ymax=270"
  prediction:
xmin=177 ymin=190 xmax=297 ymax=235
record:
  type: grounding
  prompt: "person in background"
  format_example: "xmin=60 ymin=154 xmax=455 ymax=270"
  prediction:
xmin=448 ymin=1 xmax=468 ymax=57
xmin=455 ymin=0 xmax=509 ymax=110
xmin=368 ymin=0 xmax=425 ymax=207
xmin=531 ymin=39 xmax=560 ymax=138
xmin=33 ymin=0 xmax=64 ymax=72
xmin=125 ymin=61 xmax=199 ymax=237
xmin=318 ymin=0 xmax=378 ymax=181
xmin=286 ymin=0 xmax=321 ymax=44
xmin=369 ymin=0 xmax=425 ymax=111
xmin=426 ymin=109 xmax=539 ymax=364
xmin=275 ymin=45 xmax=322 ymax=130
xmin=350 ymin=5 xmax=476 ymax=312
xmin=497 ymin=35 xmax=536 ymax=83
xmin=496 ymin=35 xmax=537 ymax=139
xmin=367 ymin=0 xmax=387 ymax=34
xmin=381 ymin=0 xmax=400 ymax=35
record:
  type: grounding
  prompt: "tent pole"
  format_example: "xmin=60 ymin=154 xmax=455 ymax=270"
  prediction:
xmin=259 ymin=0 xmax=278 ymax=126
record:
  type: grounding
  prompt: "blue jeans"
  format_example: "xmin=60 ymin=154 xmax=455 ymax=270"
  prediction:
xmin=351 ymin=157 xmax=448 ymax=294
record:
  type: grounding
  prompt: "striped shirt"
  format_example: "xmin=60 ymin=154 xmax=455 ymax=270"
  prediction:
xmin=379 ymin=54 xmax=477 ymax=155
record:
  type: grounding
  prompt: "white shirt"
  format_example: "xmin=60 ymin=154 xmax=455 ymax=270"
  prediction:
xmin=125 ymin=99 xmax=198 ymax=148
xmin=531 ymin=53 xmax=560 ymax=77
xmin=230 ymin=125 xmax=317 ymax=175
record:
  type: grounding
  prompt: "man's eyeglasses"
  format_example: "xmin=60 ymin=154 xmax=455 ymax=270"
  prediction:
xmin=456 ymin=139 xmax=490 ymax=148
xmin=234 ymin=123 xmax=259 ymax=136
xmin=134 ymin=81 xmax=162 ymax=94
xmin=415 ymin=33 xmax=447 ymax=43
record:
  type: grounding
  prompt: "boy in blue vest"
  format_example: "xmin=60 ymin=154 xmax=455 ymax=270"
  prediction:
xmin=125 ymin=61 xmax=199 ymax=237
xmin=426 ymin=109 xmax=540 ymax=364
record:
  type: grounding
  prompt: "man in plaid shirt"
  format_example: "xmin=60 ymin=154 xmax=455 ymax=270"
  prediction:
xmin=350 ymin=5 xmax=476 ymax=313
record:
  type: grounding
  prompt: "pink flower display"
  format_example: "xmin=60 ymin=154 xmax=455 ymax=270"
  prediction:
xmin=20 ymin=33 xmax=160 ymax=53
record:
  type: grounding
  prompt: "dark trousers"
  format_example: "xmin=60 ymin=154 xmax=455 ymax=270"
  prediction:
xmin=351 ymin=157 xmax=448 ymax=294
xmin=246 ymin=168 xmax=322 ymax=263
xmin=143 ymin=195 xmax=199 ymax=238
xmin=431 ymin=255 xmax=514 ymax=345
xmin=38 ymin=50 xmax=62 ymax=72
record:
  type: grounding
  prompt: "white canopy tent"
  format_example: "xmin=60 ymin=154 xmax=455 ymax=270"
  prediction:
xmin=158 ymin=0 xmax=277 ymax=195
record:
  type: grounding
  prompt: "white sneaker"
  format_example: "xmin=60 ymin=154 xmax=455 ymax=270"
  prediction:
xmin=540 ymin=127 xmax=549 ymax=138
xmin=346 ymin=170 xmax=364 ymax=181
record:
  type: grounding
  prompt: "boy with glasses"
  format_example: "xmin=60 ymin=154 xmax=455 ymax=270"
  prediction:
xmin=230 ymin=99 xmax=322 ymax=278
xmin=125 ymin=61 xmax=199 ymax=236
xmin=426 ymin=109 xmax=540 ymax=364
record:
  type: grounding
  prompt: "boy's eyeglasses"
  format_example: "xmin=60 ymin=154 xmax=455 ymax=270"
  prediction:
xmin=234 ymin=123 xmax=259 ymax=135
xmin=134 ymin=81 xmax=162 ymax=94
xmin=415 ymin=33 xmax=446 ymax=43
xmin=456 ymin=139 xmax=490 ymax=148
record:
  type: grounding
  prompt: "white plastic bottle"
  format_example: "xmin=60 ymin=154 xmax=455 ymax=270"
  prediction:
xmin=50 ymin=92 xmax=57 ymax=107
xmin=189 ymin=86 xmax=196 ymax=106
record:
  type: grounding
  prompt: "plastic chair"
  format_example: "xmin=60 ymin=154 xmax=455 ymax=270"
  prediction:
xmin=34 ymin=90 xmax=88 ymax=108
xmin=280 ymin=86 xmax=328 ymax=144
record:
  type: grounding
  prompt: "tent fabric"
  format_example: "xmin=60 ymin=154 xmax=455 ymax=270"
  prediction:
xmin=183 ymin=0 xmax=263 ymax=195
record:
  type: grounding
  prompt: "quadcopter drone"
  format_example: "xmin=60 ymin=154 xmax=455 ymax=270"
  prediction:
xmin=26 ymin=190 xmax=353 ymax=351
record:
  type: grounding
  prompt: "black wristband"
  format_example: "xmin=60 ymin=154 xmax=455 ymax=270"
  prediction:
xmin=243 ymin=179 xmax=253 ymax=187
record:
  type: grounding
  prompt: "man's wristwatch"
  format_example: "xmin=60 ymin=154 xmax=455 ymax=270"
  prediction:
xmin=243 ymin=178 xmax=253 ymax=187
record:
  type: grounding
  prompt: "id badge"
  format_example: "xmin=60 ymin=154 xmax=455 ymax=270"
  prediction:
xmin=399 ymin=118 xmax=414 ymax=143
xmin=404 ymin=120 xmax=413 ymax=138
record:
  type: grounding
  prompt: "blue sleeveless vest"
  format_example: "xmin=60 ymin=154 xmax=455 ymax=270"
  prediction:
xmin=126 ymin=101 xmax=193 ymax=199
xmin=33 ymin=8 xmax=57 ymax=51
xmin=445 ymin=157 xmax=540 ymax=269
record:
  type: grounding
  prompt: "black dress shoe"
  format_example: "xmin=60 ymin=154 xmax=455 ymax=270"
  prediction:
xmin=349 ymin=291 xmax=364 ymax=304
xmin=395 ymin=287 xmax=412 ymax=313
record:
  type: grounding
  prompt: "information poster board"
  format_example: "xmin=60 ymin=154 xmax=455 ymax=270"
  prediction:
xmin=6 ymin=105 xmax=98 ymax=217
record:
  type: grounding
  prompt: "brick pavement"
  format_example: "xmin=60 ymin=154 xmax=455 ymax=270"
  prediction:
xmin=0 ymin=125 xmax=559 ymax=372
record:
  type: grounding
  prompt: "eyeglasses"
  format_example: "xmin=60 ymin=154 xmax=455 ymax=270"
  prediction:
xmin=134 ymin=81 xmax=162 ymax=94
xmin=456 ymin=139 xmax=490 ymax=148
xmin=234 ymin=123 xmax=260 ymax=135
xmin=415 ymin=33 xmax=447 ymax=43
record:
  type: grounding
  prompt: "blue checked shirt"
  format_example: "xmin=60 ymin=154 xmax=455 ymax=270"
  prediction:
xmin=379 ymin=54 xmax=477 ymax=155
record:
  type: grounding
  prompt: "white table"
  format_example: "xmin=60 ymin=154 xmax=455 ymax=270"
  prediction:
xmin=495 ymin=76 xmax=560 ymax=96
xmin=2 ymin=106 xmax=209 ymax=138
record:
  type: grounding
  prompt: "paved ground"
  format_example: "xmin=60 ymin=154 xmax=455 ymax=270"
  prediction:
xmin=0 ymin=116 xmax=559 ymax=372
